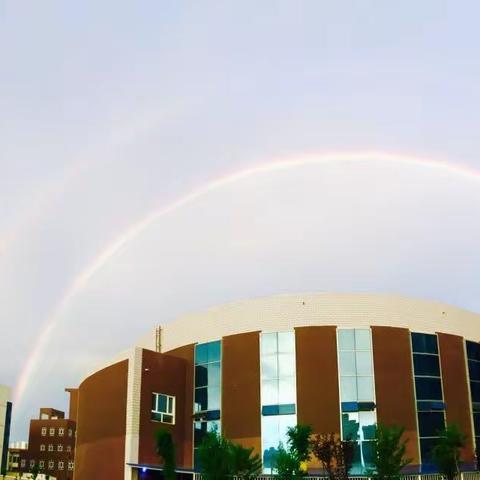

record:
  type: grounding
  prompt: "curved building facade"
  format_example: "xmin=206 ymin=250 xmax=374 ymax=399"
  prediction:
xmin=73 ymin=293 xmax=480 ymax=480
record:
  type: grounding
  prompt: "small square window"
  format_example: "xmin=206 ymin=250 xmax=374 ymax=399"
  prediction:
xmin=48 ymin=460 xmax=54 ymax=470
xmin=30 ymin=460 xmax=35 ymax=468
xmin=40 ymin=444 xmax=45 ymax=451
xmin=58 ymin=461 xmax=64 ymax=470
xmin=66 ymin=445 xmax=72 ymax=452
xmin=68 ymin=428 xmax=73 ymax=437
xmin=58 ymin=427 xmax=64 ymax=436
xmin=20 ymin=459 xmax=26 ymax=468
xmin=49 ymin=428 xmax=55 ymax=436
xmin=39 ymin=460 xmax=45 ymax=469
xmin=151 ymin=393 xmax=175 ymax=424
xmin=48 ymin=444 xmax=54 ymax=452
xmin=41 ymin=427 xmax=47 ymax=436
xmin=57 ymin=444 xmax=63 ymax=452
xmin=68 ymin=461 xmax=74 ymax=470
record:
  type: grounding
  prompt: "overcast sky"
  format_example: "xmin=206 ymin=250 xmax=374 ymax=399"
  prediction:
xmin=1 ymin=1 xmax=480 ymax=440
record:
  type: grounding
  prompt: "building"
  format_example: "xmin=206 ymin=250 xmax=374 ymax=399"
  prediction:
xmin=73 ymin=293 xmax=480 ymax=479
xmin=0 ymin=385 xmax=12 ymax=476
xmin=8 ymin=441 xmax=28 ymax=473
xmin=20 ymin=389 xmax=77 ymax=480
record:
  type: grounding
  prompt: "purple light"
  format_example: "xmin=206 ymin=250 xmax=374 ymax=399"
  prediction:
xmin=142 ymin=467 xmax=147 ymax=473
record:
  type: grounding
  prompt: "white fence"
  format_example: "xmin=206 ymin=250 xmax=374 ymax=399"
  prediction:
xmin=225 ymin=474 xmax=480 ymax=480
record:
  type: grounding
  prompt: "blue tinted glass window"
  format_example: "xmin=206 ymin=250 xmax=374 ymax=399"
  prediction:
xmin=473 ymin=412 xmax=480 ymax=435
xmin=412 ymin=333 xmax=438 ymax=354
xmin=195 ymin=365 xmax=208 ymax=388
xmin=207 ymin=363 xmax=221 ymax=386
xmin=195 ymin=387 xmax=208 ymax=412
xmin=471 ymin=381 xmax=480 ymax=402
xmin=469 ymin=361 xmax=480 ymax=381
xmin=467 ymin=341 xmax=480 ymax=361
xmin=195 ymin=343 xmax=208 ymax=365
xmin=420 ymin=438 xmax=437 ymax=468
xmin=207 ymin=386 xmax=221 ymax=411
xmin=208 ymin=341 xmax=221 ymax=363
xmin=338 ymin=329 xmax=355 ymax=350
xmin=418 ymin=411 xmax=445 ymax=437
xmin=342 ymin=412 xmax=360 ymax=440
xmin=355 ymin=330 xmax=371 ymax=350
xmin=415 ymin=377 xmax=443 ymax=400
xmin=413 ymin=354 xmax=440 ymax=377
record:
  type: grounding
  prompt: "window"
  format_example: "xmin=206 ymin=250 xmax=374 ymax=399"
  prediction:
xmin=260 ymin=332 xmax=297 ymax=473
xmin=20 ymin=459 xmax=26 ymax=468
xmin=68 ymin=428 xmax=73 ymax=437
xmin=48 ymin=460 xmax=54 ymax=470
xmin=58 ymin=461 xmax=64 ymax=470
xmin=57 ymin=444 xmax=63 ymax=452
xmin=39 ymin=460 xmax=45 ymax=469
xmin=411 ymin=333 xmax=445 ymax=470
xmin=193 ymin=340 xmax=222 ymax=469
xmin=151 ymin=393 xmax=175 ymax=424
xmin=48 ymin=444 xmax=54 ymax=452
xmin=58 ymin=427 xmax=64 ymax=436
xmin=41 ymin=427 xmax=47 ymax=436
xmin=66 ymin=445 xmax=71 ymax=452
xmin=30 ymin=460 xmax=35 ymax=468
xmin=40 ymin=444 xmax=45 ymax=451
xmin=338 ymin=329 xmax=376 ymax=474
xmin=68 ymin=461 xmax=74 ymax=470
xmin=49 ymin=428 xmax=55 ymax=436
xmin=466 ymin=341 xmax=480 ymax=448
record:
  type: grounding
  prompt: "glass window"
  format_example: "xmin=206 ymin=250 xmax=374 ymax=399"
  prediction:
xmin=278 ymin=353 xmax=295 ymax=377
xmin=412 ymin=333 xmax=438 ymax=354
xmin=195 ymin=365 xmax=208 ymax=387
xmin=339 ymin=351 xmax=356 ymax=376
xmin=151 ymin=393 xmax=175 ymax=424
xmin=420 ymin=438 xmax=437 ymax=466
xmin=467 ymin=341 xmax=480 ymax=362
xmin=415 ymin=377 xmax=443 ymax=401
xmin=469 ymin=361 xmax=480 ymax=382
xmin=261 ymin=414 xmax=296 ymax=473
xmin=356 ymin=351 xmax=372 ymax=376
xmin=278 ymin=377 xmax=296 ymax=404
xmin=49 ymin=428 xmax=55 ymax=436
xmin=261 ymin=333 xmax=277 ymax=355
xmin=471 ymin=381 xmax=480 ymax=403
xmin=418 ymin=411 xmax=445 ymax=437
xmin=355 ymin=329 xmax=371 ymax=350
xmin=277 ymin=332 xmax=295 ymax=353
xmin=338 ymin=329 xmax=355 ymax=350
xmin=261 ymin=355 xmax=278 ymax=380
xmin=41 ymin=427 xmax=46 ymax=436
xmin=357 ymin=377 xmax=374 ymax=402
xmin=341 ymin=377 xmax=357 ymax=402
xmin=342 ymin=412 xmax=360 ymax=440
xmin=195 ymin=343 xmax=208 ymax=365
xmin=208 ymin=341 xmax=221 ymax=363
xmin=413 ymin=354 xmax=440 ymax=377
xmin=262 ymin=379 xmax=279 ymax=405
xmin=207 ymin=386 xmax=221 ymax=410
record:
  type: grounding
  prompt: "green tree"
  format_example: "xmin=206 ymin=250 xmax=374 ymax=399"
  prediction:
xmin=30 ymin=464 xmax=40 ymax=480
xmin=228 ymin=442 xmax=262 ymax=480
xmin=369 ymin=424 xmax=411 ymax=480
xmin=155 ymin=428 xmax=176 ymax=480
xmin=275 ymin=424 xmax=313 ymax=479
xmin=432 ymin=424 xmax=466 ymax=480
xmin=197 ymin=430 xmax=262 ymax=480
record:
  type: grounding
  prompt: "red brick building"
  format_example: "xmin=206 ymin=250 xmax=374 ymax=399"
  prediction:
xmin=21 ymin=389 xmax=78 ymax=480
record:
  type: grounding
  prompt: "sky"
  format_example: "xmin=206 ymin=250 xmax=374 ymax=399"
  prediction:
xmin=1 ymin=0 xmax=480 ymax=440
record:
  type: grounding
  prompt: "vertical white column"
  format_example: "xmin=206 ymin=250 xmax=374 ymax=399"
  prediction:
xmin=124 ymin=347 xmax=143 ymax=480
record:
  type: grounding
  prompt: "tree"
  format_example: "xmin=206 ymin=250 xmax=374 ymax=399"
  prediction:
xmin=275 ymin=424 xmax=313 ymax=479
xmin=197 ymin=430 xmax=262 ymax=480
xmin=311 ymin=432 xmax=355 ymax=480
xmin=30 ymin=464 xmax=40 ymax=480
xmin=369 ymin=424 xmax=411 ymax=480
xmin=155 ymin=428 xmax=176 ymax=480
xmin=432 ymin=424 xmax=467 ymax=480
xmin=228 ymin=442 xmax=262 ymax=480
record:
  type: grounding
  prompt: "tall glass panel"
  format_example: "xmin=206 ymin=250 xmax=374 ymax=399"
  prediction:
xmin=411 ymin=333 xmax=445 ymax=472
xmin=194 ymin=340 xmax=222 ymax=470
xmin=260 ymin=332 xmax=297 ymax=473
xmin=338 ymin=328 xmax=376 ymax=474
xmin=466 ymin=341 xmax=480 ymax=456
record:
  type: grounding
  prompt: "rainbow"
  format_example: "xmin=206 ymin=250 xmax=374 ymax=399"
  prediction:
xmin=13 ymin=151 xmax=480 ymax=411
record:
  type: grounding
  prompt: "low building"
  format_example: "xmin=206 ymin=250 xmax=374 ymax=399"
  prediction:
xmin=0 ymin=385 xmax=12 ymax=476
xmin=20 ymin=389 xmax=77 ymax=480
xmin=8 ymin=441 xmax=28 ymax=473
xmin=73 ymin=293 xmax=480 ymax=479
